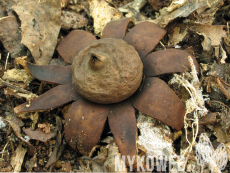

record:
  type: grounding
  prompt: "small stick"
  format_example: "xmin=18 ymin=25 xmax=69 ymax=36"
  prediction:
xmin=4 ymin=53 xmax=9 ymax=70
xmin=1 ymin=141 xmax=9 ymax=159
xmin=209 ymin=100 xmax=230 ymax=109
xmin=159 ymin=41 xmax=166 ymax=50
xmin=216 ymin=78 xmax=230 ymax=100
xmin=219 ymin=78 xmax=230 ymax=87
xmin=0 ymin=78 xmax=31 ymax=95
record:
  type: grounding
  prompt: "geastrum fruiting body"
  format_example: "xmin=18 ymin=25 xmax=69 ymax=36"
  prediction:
xmin=14 ymin=18 xmax=199 ymax=159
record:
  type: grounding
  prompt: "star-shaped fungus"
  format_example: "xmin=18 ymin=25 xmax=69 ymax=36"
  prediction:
xmin=14 ymin=18 xmax=199 ymax=161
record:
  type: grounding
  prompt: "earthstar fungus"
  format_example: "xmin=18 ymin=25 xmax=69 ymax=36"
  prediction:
xmin=14 ymin=18 xmax=199 ymax=159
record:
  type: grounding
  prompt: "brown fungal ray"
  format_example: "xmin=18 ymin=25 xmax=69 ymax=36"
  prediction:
xmin=101 ymin=18 xmax=134 ymax=39
xmin=56 ymin=30 xmax=96 ymax=64
xmin=132 ymin=77 xmax=185 ymax=131
xmin=142 ymin=49 xmax=200 ymax=77
xmin=123 ymin=22 xmax=166 ymax=59
xmin=108 ymin=100 xmax=137 ymax=165
xmin=14 ymin=83 xmax=80 ymax=114
xmin=27 ymin=62 xmax=72 ymax=84
xmin=64 ymin=98 xmax=109 ymax=156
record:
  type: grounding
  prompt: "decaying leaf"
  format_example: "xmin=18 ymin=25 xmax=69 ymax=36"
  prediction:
xmin=13 ymin=0 xmax=61 ymax=65
xmin=61 ymin=10 xmax=88 ymax=30
xmin=207 ymin=63 xmax=230 ymax=82
xmin=152 ymin=0 xmax=224 ymax=28
xmin=25 ymin=153 xmax=37 ymax=172
xmin=22 ymin=127 xmax=56 ymax=142
xmin=38 ymin=122 xmax=51 ymax=134
xmin=213 ymin=124 xmax=230 ymax=143
xmin=0 ymin=16 xmax=24 ymax=57
xmin=45 ymin=145 xmax=58 ymax=168
xmin=0 ymin=4 xmax=5 ymax=18
xmin=5 ymin=114 xmax=36 ymax=155
xmin=11 ymin=143 xmax=27 ymax=172
xmin=2 ymin=68 xmax=34 ymax=84
xmin=0 ymin=0 xmax=18 ymax=12
xmin=194 ymin=0 xmax=224 ymax=25
xmin=193 ymin=24 xmax=226 ymax=47
xmin=89 ymin=0 xmax=123 ymax=36
xmin=169 ymin=26 xmax=187 ymax=46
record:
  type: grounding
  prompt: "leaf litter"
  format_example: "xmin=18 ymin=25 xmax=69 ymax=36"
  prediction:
xmin=12 ymin=0 xmax=61 ymax=65
xmin=0 ymin=0 xmax=230 ymax=172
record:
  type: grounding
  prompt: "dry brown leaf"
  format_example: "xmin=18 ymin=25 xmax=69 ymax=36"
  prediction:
xmin=152 ymin=0 xmax=224 ymax=28
xmin=0 ymin=4 xmax=5 ymax=18
xmin=13 ymin=0 xmax=61 ymax=65
xmin=5 ymin=114 xmax=36 ymax=156
xmin=61 ymin=10 xmax=88 ymax=30
xmin=169 ymin=26 xmax=187 ymax=46
xmin=23 ymin=127 xmax=56 ymax=142
xmin=38 ymin=122 xmax=51 ymax=134
xmin=194 ymin=0 xmax=224 ymax=24
xmin=89 ymin=0 xmax=123 ymax=36
xmin=213 ymin=124 xmax=230 ymax=143
xmin=0 ymin=0 xmax=18 ymax=12
xmin=11 ymin=143 xmax=27 ymax=172
xmin=25 ymin=153 xmax=37 ymax=172
xmin=45 ymin=145 xmax=58 ymax=168
xmin=0 ymin=16 xmax=24 ymax=57
xmin=193 ymin=24 xmax=226 ymax=47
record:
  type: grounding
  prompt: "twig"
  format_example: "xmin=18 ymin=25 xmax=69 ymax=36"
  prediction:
xmin=209 ymin=100 xmax=230 ymax=109
xmin=4 ymin=52 xmax=9 ymax=70
xmin=216 ymin=78 xmax=230 ymax=100
xmin=159 ymin=41 xmax=166 ymax=50
xmin=219 ymin=78 xmax=230 ymax=87
xmin=0 ymin=78 xmax=31 ymax=95
xmin=118 ymin=2 xmax=133 ymax=13
xmin=9 ymin=138 xmax=15 ymax=156
xmin=1 ymin=141 xmax=9 ymax=159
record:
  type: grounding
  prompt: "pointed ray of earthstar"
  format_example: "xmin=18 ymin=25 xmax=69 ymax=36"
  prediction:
xmin=64 ymin=98 xmax=110 ymax=155
xmin=14 ymin=83 xmax=80 ymax=114
xmin=57 ymin=30 xmax=96 ymax=64
xmin=108 ymin=100 xmax=137 ymax=163
xmin=27 ymin=62 xmax=72 ymax=84
xmin=101 ymin=18 xmax=134 ymax=39
xmin=142 ymin=49 xmax=200 ymax=77
xmin=124 ymin=22 xmax=166 ymax=59
xmin=132 ymin=77 xmax=185 ymax=130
